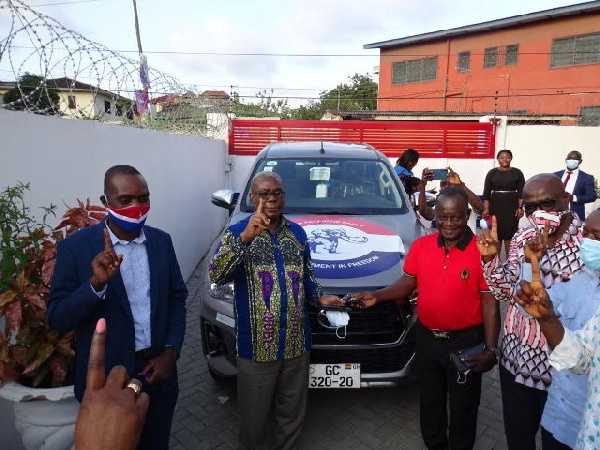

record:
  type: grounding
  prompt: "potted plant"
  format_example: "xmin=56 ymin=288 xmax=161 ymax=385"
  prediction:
xmin=0 ymin=182 xmax=105 ymax=449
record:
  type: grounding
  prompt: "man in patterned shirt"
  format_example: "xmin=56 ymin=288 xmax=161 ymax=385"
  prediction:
xmin=477 ymin=173 xmax=585 ymax=449
xmin=209 ymin=171 xmax=341 ymax=450
xmin=514 ymin=209 xmax=600 ymax=450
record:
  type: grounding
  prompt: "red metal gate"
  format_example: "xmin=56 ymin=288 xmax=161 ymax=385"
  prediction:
xmin=229 ymin=119 xmax=496 ymax=158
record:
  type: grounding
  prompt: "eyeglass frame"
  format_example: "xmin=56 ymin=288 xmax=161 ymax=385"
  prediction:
xmin=435 ymin=213 xmax=469 ymax=224
xmin=251 ymin=190 xmax=285 ymax=199
xmin=520 ymin=193 xmax=564 ymax=215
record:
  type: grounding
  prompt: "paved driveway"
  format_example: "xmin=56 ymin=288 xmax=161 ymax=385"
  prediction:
xmin=169 ymin=257 xmax=519 ymax=450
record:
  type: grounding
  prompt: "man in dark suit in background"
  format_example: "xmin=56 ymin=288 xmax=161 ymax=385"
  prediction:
xmin=48 ymin=165 xmax=188 ymax=450
xmin=554 ymin=150 xmax=597 ymax=220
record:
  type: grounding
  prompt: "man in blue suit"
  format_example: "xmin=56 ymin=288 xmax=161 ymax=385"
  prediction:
xmin=48 ymin=165 xmax=188 ymax=450
xmin=554 ymin=150 xmax=597 ymax=220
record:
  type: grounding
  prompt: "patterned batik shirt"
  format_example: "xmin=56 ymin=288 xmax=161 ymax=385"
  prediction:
xmin=209 ymin=216 xmax=324 ymax=362
xmin=482 ymin=213 xmax=584 ymax=390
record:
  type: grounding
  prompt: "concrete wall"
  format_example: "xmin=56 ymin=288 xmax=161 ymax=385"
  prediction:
xmin=0 ymin=109 xmax=229 ymax=281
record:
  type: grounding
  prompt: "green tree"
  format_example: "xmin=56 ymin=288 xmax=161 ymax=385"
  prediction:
xmin=291 ymin=73 xmax=378 ymax=120
xmin=3 ymin=73 xmax=59 ymax=114
xmin=230 ymin=89 xmax=292 ymax=119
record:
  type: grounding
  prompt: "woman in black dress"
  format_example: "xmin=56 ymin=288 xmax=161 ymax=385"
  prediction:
xmin=482 ymin=149 xmax=525 ymax=257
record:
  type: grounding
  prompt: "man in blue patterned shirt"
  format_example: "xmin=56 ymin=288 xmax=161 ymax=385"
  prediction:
xmin=210 ymin=171 xmax=341 ymax=449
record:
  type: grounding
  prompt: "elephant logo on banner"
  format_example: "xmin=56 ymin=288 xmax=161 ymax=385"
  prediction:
xmin=308 ymin=228 xmax=368 ymax=254
xmin=292 ymin=216 xmax=405 ymax=280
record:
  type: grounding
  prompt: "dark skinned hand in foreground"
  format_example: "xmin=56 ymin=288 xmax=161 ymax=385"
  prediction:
xmin=75 ymin=318 xmax=150 ymax=450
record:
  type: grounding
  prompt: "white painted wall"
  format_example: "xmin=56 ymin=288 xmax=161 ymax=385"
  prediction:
xmin=0 ymin=109 xmax=229 ymax=280
xmin=502 ymin=125 xmax=600 ymax=178
xmin=3 ymin=110 xmax=599 ymax=281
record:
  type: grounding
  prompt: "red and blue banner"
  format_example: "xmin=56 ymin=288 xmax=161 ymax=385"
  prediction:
xmin=291 ymin=216 xmax=405 ymax=279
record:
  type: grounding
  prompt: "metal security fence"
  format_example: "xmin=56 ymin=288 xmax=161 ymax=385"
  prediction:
xmin=229 ymin=119 xmax=496 ymax=158
xmin=0 ymin=0 xmax=227 ymax=137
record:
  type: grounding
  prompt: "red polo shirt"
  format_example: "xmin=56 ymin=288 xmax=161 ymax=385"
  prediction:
xmin=403 ymin=228 xmax=489 ymax=331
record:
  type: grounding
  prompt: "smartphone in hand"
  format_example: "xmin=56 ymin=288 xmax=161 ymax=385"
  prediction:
xmin=431 ymin=168 xmax=449 ymax=180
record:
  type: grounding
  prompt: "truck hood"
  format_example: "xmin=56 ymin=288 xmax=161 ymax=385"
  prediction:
xmin=287 ymin=213 xmax=423 ymax=292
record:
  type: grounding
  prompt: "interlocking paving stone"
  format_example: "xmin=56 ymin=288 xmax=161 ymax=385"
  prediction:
xmin=169 ymin=256 xmax=538 ymax=450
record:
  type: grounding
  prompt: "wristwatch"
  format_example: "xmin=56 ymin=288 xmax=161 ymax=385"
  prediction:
xmin=484 ymin=345 xmax=500 ymax=358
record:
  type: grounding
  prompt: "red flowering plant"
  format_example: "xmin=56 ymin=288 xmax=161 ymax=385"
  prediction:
xmin=0 ymin=182 xmax=106 ymax=388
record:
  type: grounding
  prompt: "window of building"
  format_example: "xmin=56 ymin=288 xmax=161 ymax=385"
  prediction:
xmin=457 ymin=51 xmax=470 ymax=72
xmin=67 ymin=95 xmax=76 ymax=109
xmin=392 ymin=56 xmax=438 ymax=85
xmin=484 ymin=47 xmax=498 ymax=68
xmin=580 ymin=106 xmax=600 ymax=126
xmin=484 ymin=45 xmax=519 ymax=68
xmin=505 ymin=44 xmax=519 ymax=66
xmin=550 ymin=32 xmax=600 ymax=68
xmin=104 ymin=100 xmax=111 ymax=114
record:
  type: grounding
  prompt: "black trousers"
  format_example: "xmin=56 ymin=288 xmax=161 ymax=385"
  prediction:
xmin=134 ymin=357 xmax=179 ymax=450
xmin=541 ymin=427 xmax=573 ymax=450
xmin=416 ymin=321 xmax=484 ymax=450
xmin=499 ymin=364 xmax=548 ymax=450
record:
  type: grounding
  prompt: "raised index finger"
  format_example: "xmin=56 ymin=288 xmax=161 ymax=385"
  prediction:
xmin=256 ymin=197 xmax=265 ymax=215
xmin=490 ymin=215 xmax=498 ymax=240
xmin=86 ymin=318 xmax=106 ymax=391
xmin=103 ymin=228 xmax=113 ymax=251
xmin=530 ymin=253 xmax=541 ymax=284
xmin=542 ymin=222 xmax=550 ymax=244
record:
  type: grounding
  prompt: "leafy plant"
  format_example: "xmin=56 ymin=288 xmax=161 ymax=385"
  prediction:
xmin=0 ymin=182 xmax=106 ymax=387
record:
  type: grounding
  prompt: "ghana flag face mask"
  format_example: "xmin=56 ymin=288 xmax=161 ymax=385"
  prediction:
xmin=107 ymin=204 xmax=150 ymax=233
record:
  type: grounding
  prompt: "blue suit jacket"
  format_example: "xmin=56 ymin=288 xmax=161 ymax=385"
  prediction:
xmin=554 ymin=169 xmax=597 ymax=219
xmin=48 ymin=221 xmax=187 ymax=400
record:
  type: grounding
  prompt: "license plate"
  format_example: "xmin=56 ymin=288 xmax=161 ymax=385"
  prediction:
xmin=309 ymin=363 xmax=360 ymax=388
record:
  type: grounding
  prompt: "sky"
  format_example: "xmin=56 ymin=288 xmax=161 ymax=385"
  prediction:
xmin=0 ymin=0 xmax=584 ymax=106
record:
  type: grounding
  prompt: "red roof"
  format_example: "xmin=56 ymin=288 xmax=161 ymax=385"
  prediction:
xmin=150 ymin=94 xmax=180 ymax=104
xmin=200 ymin=90 xmax=229 ymax=99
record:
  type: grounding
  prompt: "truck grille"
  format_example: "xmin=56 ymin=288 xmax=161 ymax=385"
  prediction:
xmin=310 ymin=340 xmax=415 ymax=374
xmin=309 ymin=302 xmax=409 ymax=345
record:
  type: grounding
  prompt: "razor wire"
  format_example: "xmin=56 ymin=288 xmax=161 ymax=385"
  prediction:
xmin=0 ymin=0 xmax=230 ymax=136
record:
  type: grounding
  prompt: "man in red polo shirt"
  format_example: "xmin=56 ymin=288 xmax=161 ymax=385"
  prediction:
xmin=352 ymin=187 xmax=500 ymax=449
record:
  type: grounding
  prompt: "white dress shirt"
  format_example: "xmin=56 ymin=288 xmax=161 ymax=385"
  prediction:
xmin=561 ymin=168 xmax=580 ymax=202
xmin=97 ymin=225 xmax=152 ymax=351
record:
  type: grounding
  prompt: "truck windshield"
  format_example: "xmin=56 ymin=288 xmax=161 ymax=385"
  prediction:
xmin=240 ymin=158 xmax=408 ymax=215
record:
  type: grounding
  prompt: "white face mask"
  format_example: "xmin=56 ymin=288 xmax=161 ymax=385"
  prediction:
xmin=566 ymin=159 xmax=580 ymax=170
xmin=325 ymin=310 xmax=350 ymax=339
xmin=527 ymin=210 xmax=568 ymax=235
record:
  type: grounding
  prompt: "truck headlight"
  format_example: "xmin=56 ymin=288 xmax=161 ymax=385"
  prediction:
xmin=209 ymin=282 xmax=234 ymax=302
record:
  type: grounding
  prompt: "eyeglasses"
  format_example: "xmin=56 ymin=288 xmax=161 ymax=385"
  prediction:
xmin=521 ymin=195 xmax=561 ymax=215
xmin=251 ymin=190 xmax=285 ymax=199
xmin=436 ymin=215 xmax=466 ymax=224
